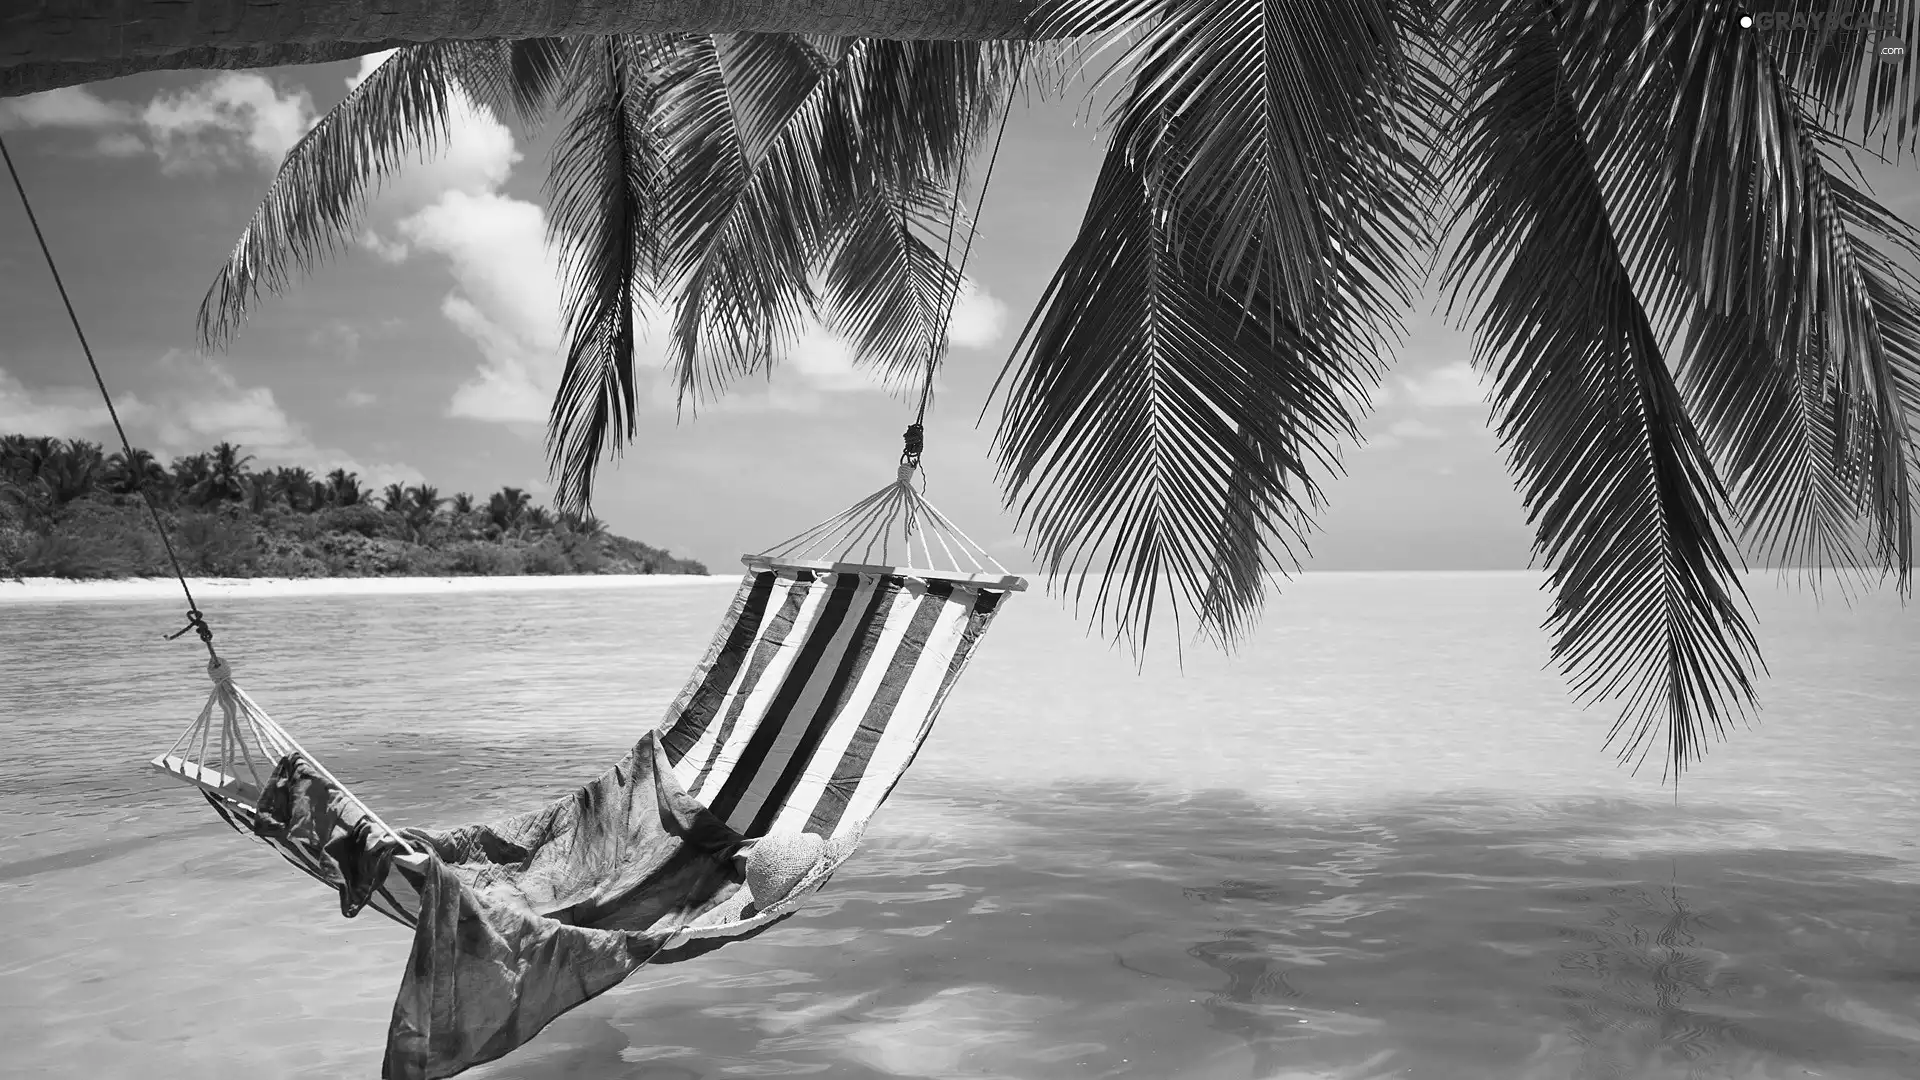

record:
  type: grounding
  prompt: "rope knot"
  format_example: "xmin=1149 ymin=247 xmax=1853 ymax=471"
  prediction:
xmin=167 ymin=607 xmax=213 ymax=643
xmin=901 ymin=423 xmax=924 ymax=461
xmin=206 ymin=655 xmax=233 ymax=685
xmin=897 ymin=462 xmax=916 ymax=485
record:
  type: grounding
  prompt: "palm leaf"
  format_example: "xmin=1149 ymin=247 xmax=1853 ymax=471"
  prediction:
xmin=1063 ymin=0 xmax=1438 ymax=328
xmin=648 ymin=34 xmax=1020 ymax=408
xmin=651 ymin=32 xmax=835 ymax=406
xmin=195 ymin=42 xmax=476 ymax=348
xmin=457 ymin=37 xmax=581 ymax=122
xmin=544 ymin=37 xmax=661 ymax=516
xmin=1558 ymin=0 xmax=1916 ymax=585
xmin=817 ymin=175 xmax=965 ymax=391
xmin=992 ymin=133 xmax=1362 ymax=651
xmin=994 ymin=0 xmax=1436 ymax=649
xmin=1442 ymin=0 xmax=1762 ymax=778
xmin=1761 ymin=0 xmax=1920 ymax=157
xmin=813 ymin=39 xmax=1029 ymax=389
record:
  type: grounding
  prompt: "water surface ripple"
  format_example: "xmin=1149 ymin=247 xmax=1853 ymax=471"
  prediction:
xmin=1 ymin=572 xmax=1915 ymax=1079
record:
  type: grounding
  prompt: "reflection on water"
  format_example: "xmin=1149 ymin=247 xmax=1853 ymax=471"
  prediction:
xmin=1 ymin=578 xmax=1917 ymax=1079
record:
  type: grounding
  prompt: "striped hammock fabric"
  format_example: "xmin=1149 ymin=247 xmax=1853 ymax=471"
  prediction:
xmin=660 ymin=565 xmax=1007 ymax=843
xmin=150 ymin=464 xmax=1024 ymax=950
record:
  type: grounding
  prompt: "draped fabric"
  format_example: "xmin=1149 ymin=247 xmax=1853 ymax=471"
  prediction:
xmin=196 ymin=567 xmax=1007 ymax=943
xmin=176 ymin=566 xmax=1011 ymax=1078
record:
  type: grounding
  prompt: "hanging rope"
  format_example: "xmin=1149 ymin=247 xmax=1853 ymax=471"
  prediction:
xmin=0 ymin=133 xmax=218 ymax=659
xmin=901 ymin=47 xmax=1028 ymax=474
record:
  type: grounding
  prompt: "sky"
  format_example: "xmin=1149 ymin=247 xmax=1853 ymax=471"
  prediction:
xmin=2 ymin=52 xmax=1889 ymax=578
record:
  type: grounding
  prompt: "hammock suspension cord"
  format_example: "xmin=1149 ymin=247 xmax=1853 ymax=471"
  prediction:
xmin=4 ymin=132 xmax=416 ymax=850
xmin=754 ymin=59 xmax=1025 ymax=580
xmin=0 ymin=132 xmax=216 ymax=659
xmin=901 ymin=50 xmax=1026 ymax=477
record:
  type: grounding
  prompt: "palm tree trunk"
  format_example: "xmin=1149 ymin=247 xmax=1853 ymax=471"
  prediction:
xmin=1 ymin=0 xmax=1043 ymax=97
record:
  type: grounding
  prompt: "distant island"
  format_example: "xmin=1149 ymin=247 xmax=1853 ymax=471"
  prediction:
xmin=0 ymin=434 xmax=707 ymax=580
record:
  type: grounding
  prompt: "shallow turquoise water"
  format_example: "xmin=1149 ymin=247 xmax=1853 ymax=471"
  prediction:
xmin=1 ymin=572 xmax=1916 ymax=1079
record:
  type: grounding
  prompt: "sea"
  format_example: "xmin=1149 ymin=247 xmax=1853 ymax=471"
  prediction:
xmin=1 ymin=571 xmax=1916 ymax=1080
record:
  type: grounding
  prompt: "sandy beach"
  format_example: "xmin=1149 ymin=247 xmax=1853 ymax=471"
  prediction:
xmin=0 ymin=573 xmax=736 ymax=604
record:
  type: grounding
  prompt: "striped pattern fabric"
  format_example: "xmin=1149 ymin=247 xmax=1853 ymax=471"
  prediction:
xmin=193 ymin=565 xmax=1008 ymax=936
xmin=658 ymin=567 xmax=1005 ymax=841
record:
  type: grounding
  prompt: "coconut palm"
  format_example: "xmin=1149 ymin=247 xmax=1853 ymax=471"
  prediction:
xmin=103 ymin=446 xmax=168 ymax=497
xmin=200 ymin=441 xmax=254 ymax=504
xmin=558 ymin=510 xmax=608 ymax=538
xmin=0 ymin=436 xmax=93 ymax=507
xmin=450 ymin=491 xmax=476 ymax=515
xmin=169 ymin=453 xmax=213 ymax=507
xmin=324 ymin=467 xmax=364 ymax=507
xmin=402 ymin=483 xmax=445 ymax=539
xmin=486 ymin=486 xmax=533 ymax=537
xmin=271 ymin=465 xmax=318 ymax=510
xmin=13 ymin=1 xmax=1920 ymax=778
xmin=380 ymin=482 xmax=409 ymax=513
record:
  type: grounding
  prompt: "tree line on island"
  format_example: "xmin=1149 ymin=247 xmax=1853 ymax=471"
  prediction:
xmin=0 ymin=433 xmax=707 ymax=580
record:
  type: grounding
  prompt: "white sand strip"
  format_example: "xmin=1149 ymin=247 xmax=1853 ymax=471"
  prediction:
xmin=0 ymin=573 xmax=740 ymax=604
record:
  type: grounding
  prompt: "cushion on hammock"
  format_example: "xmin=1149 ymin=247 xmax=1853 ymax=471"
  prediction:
xmin=745 ymin=831 xmax=826 ymax=908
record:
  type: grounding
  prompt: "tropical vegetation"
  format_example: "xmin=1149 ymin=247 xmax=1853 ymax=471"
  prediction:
xmin=7 ymin=0 xmax=1920 ymax=778
xmin=0 ymin=433 xmax=706 ymax=580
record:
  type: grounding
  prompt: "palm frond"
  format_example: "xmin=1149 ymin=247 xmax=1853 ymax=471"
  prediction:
xmin=195 ymin=42 xmax=480 ymax=349
xmin=1559 ymin=0 xmax=1917 ymax=585
xmin=817 ymin=175 xmax=965 ymax=391
xmin=993 ymin=0 xmax=1436 ymax=649
xmin=457 ymin=37 xmax=581 ymax=122
xmin=992 ymin=134 xmax=1358 ymax=652
xmin=811 ymin=40 xmax=1026 ymax=390
xmin=1068 ymin=0 xmax=1438 ymax=329
xmin=1442 ymin=0 xmax=1761 ymax=778
xmin=648 ymin=34 xmax=1023 ymax=408
xmin=651 ymin=33 xmax=834 ymax=405
xmin=544 ymin=37 xmax=661 ymax=516
xmin=1759 ymin=0 xmax=1920 ymax=158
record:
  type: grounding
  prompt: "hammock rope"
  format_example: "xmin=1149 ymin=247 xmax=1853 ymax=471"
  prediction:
xmin=5 ymin=131 xmax=420 ymax=857
xmin=822 ymin=50 xmax=1025 ymax=573
xmin=1 ymin=132 xmax=217 ymax=659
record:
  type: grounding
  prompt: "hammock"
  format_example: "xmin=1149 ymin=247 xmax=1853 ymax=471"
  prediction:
xmin=2 ymin=80 xmax=1027 ymax=1076
xmin=146 ymin=462 xmax=1023 ymax=1078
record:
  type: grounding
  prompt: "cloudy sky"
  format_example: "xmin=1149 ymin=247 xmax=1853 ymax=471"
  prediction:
xmin=0 ymin=54 xmax=1696 ymax=574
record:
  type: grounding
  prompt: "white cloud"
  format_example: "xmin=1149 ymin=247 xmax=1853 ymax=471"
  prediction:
xmin=0 ymin=367 xmax=130 ymax=436
xmin=1 ymin=354 xmax=418 ymax=488
xmin=947 ymin=279 xmax=1009 ymax=350
xmin=787 ymin=326 xmax=887 ymax=394
xmin=1400 ymin=361 xmax=1490 ymax=409
xmin=440 ymin=295 xmax=554 ymax=423
xmin=359 ymin=229 xmax=411 ymax=264
xmin=346 ymin=51 xmax=399 ymax=92
xmin=3 ymin=74 xmax=316 ymax=174
xmin=0 ymin=86 xmax=135 ymax=129
xmin=93 ymin=132 xmax=146 ymax=157
xmin=396 ymin=190 xmax=562 ymax=424
xmin=141 ymin=73 xmax=316 ymax=174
